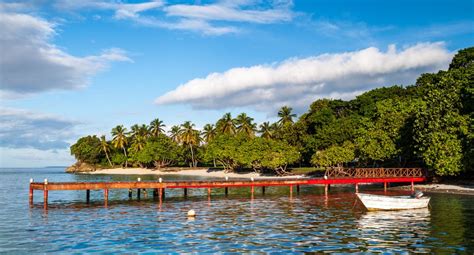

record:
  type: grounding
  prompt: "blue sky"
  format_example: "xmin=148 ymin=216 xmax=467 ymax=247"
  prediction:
xmin=0 ymin=0 xmax=473 ymax=167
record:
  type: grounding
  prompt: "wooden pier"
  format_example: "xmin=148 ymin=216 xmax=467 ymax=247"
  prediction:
xmin=29 ymin=168 xmax=426 ymax=208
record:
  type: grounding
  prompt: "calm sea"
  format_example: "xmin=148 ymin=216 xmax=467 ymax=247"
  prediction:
xmin=0 ymin=167 xmax=473 ymax=253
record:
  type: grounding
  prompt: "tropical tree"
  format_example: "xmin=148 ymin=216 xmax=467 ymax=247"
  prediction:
xmin=311 ymin=141 xmax=355 ymax=167
xmin=100 ymin=135 xmax=113 ymax=166
xmin=180 ymin=121 xmax=199 ymax=167
xmin=258 ymin=121 xmax=273 ymax=139
xmin=278 ymin=106 xmax=296 ymax=126
xmin=202 ymin=124 xmax=216 ymax=144
xmin=150 ymin=118 xmax=165 ymax=136
xmin=70 ymin=135 xmax=102 ymax=165
xmin=112 ymin=125 xmax=129 ymax=167
xmin=217 ymin=112 xmax=236 ymax=135
xmin=169 ymin=125 xmax=181 ymax=143
xmin=235 ymin=113 xmax=257 ymax=137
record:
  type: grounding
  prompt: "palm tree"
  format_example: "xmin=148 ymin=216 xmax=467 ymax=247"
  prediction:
xmin=100 ymin=135 xmax=113 ymax=166
xmin=130 ymin=124 xmax=140 ymax=138
xmin=180 ymin=121 xmax=199 ymax=167
xmin=169 ymin=125 xmax=181 ymax=143
xmin=218 ymin=112 xmax=236 ymax=135
xmin=202 ymin=124 xmax=217 ymax=167
xmin=130 ymin=134 xmax=146 ymax=153
xmin=278 ymin=106 xmax=297 ymax=126
xmin=112 ymin=125 xmax=128 ymax=167
xmin=138 ymin=124 xmax=149 ymax=137
xmin=150 ymin=118 xmax=165 ymax=136
xmin=201 ymin=124 xmax=216 ymax=144
xmin=235 ymin=113 xmax=256 ymax=137
xmin=258 ymin=122 xmax=273 ymax=139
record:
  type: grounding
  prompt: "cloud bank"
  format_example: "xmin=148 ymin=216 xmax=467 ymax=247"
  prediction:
xmin=0 ymin=107 xmax=77 ymax=150
xmin=0 ymin=11 xmax=131 ymax=97
xmin=155 ymin=42 xmax=453 ymax=112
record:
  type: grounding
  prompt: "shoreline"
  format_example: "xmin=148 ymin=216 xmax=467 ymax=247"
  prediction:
xmin=394 ymin=183 xmax=474 ymax=196
xmin=84 ymin=167 xmax=304 ymax=179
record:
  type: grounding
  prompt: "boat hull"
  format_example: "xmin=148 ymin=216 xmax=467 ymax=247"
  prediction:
xmin=356 ymin=193 xmax=430 ymax=211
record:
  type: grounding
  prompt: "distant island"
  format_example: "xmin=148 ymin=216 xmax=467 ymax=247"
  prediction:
xmin=68 ymin=47 xmax=473 ymax=178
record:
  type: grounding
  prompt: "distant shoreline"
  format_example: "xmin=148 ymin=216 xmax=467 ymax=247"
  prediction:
xmin=84 ymin=167 xmax=304 ymax=179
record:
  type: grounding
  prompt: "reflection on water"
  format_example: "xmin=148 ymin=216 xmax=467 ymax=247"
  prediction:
xmin=0 ymin=168 xmax=473 ymax=253
xmin=357 ymin=209 xmax=431 ymax=253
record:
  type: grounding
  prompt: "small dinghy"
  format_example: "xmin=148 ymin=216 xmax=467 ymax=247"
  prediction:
xmin=356 ymin=192 xmax=430 ymax=211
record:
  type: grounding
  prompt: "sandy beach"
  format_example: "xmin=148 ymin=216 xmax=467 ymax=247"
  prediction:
xmin=397 ymin=183 xmax=474 ymax=195
xmin=86 ymin=167 xmax=304 ymax=179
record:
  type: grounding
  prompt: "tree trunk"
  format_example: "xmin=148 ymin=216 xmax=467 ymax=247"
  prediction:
xmin=105 ymin=151 xmax=112 ymax=167
xmin=213 ymin=158 xmax=216 ymax=168
xmin=189 ymin=144 xmax=195 ymax=168
xmin=123 ymin=147 xmax=128 ymax=168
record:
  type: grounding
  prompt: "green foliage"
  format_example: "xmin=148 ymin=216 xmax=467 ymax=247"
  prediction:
xmin=130 ymin=134 xmax=180 ymax=168
xmin=311 ymin=141 xmax=355 ymax=167
xmin=70 ymin=135 xmax=103 ymax=164
xmin=449 ymin=47 xmax=474 ymax=70
xmin=414 ymin=70 xmax=468 ymax=175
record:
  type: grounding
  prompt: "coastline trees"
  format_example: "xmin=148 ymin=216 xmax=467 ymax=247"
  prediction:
xmin=69 ymin=47 xmax=474 ymax=176
xmin=180 ymin=121 xmax=200 ymax=167
xmin=112 ymin=125 xmax=129 ymax=168
xmin=100 ymin=135 xmax=113 ymax=167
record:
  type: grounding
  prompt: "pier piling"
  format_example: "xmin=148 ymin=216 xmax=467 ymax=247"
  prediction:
xmin=86 ymin=190 xmax=90 ymax=203
xmin=137 ymin=189 xmax=141 ymax=200
xmin=184 ymin=188 xmax=188 ymax=197
xmin=262 ymin=186 xmax=265 ymax=195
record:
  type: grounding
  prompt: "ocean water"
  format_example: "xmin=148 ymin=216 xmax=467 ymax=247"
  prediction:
xmin=0 ymin=167 xmax=473 ymax=253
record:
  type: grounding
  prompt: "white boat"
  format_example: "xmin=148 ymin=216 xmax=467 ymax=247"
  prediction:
xmin=356 ymin=193 xmax=430 ymax=211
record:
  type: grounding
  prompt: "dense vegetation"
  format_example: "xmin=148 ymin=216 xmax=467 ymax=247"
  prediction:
xmin=71 ymin=47 xmax=473 ymax=176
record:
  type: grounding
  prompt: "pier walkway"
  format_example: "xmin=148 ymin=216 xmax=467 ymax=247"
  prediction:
xmin=29 ymin=168 xmax=426 ymax=207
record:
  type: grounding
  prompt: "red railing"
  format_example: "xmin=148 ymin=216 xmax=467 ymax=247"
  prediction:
xmin=324 ymin=167 xmax=425 ymax=179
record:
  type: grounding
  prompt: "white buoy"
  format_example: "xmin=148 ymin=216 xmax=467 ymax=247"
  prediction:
xmin=44 ymin=178 xmax=48 ymax=184
xmin=30 ymin=178 xmax=34 ymax=183
xmin=187 ymin=209 xmax=196 ymax=217
xmin=159 ymin=177 xmax=162 ymax=183
xmin=137 ymin=177 xmax=141 ymax=182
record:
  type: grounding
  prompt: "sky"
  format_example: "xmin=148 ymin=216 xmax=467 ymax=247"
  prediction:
xmin=0 ymin=0 xmax=473 ymax=167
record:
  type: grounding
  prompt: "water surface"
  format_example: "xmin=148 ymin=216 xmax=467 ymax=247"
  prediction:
xmin=0 ymin=168 xmax=473 ymax=253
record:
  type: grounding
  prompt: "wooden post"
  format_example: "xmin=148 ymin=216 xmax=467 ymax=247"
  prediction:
xmin=43 ymin=179 xmax=48 ymax=208
xmin=43 ymin=189 xmax=48 ymax=206
xmin=162 ymin=188 xmax=165 ymax=199
xmin=184 ymin=188 xmax=188 ymax=198
xmin=262 ymin=186 xmax=265 ymax=195
xmin=137 ymin=189 xmax=141 ymax=200
xmin=384 ymin=182 xmax=387 ymax=192
xmin=251 ymin=186 xmax=254 ymax=195
xmin=296 ymin=185 xmax=300 ymax=194
xmin=225 ymin=187 xmax=228 ymax=196
xmin=325 ymin=184 xmax=328 ymax=196
xmin=128 ymin=189 xmax=132 ymax=199
xmin=104 ymin=189 xmax=109 ymax=204
xmin=86 ymin=190 xmax=90 ymax=203
xmin=411 ymin=181 xmax=414 ymax=192
xmin=153 ymin=188 xmax=158 ymax=198
xmin=143 ymin=189 xmax=148 ymax=199
xmin=208 ymin=187 xmax=211 ymax=197
xmin=159 ymin=188 xmax=163 ymax=202
xmin=290 ymin=185 xmax=293 ymax=196
xmin=355 ymin=183 xmax=359 ymax=193
xmin=29 ymin=187 xmax=33 ymax=204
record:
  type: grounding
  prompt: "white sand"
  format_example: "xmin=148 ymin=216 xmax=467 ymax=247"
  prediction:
xmin=87 ymin=167 xmax=303 ymax=179
xmin=413 ymin=183 xmax=474 ymax=192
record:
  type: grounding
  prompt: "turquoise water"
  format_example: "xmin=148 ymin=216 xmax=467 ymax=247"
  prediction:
xmin=0 ymin=168 xmax=473 ymax=253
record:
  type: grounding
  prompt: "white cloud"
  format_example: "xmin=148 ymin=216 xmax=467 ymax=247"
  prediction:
xmin=164 ymin=2 xmax=293 ymax=24
xmin=155 ymin=42 xmax=453 ymax=112
xmin=0 ymin=147 xmax=74 ymax=168
xmin=0 ymin=107 xmax=78 ymax=150
xmin=0 ymin=11 xmax=131 ymax=96
xmin=52 ymin=0 xmax=294 ymax=35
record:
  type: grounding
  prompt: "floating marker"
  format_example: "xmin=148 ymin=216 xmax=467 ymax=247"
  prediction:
xmin=187 ymin=209 xmax=196 ymax=217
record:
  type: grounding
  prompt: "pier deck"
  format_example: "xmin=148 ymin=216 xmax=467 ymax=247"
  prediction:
xmin=29 ymin=168 xmax=427 ymax=207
